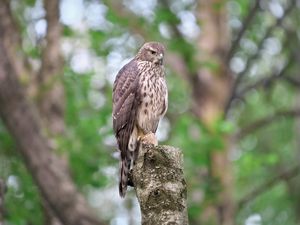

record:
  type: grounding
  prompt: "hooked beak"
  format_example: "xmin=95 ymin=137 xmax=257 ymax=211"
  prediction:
xmin=158 ymin=53 xmax=164 ymax=65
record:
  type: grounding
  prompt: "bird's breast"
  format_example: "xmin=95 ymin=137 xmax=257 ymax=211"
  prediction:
xmin=136 ymin=63 xmax=168 ymax=133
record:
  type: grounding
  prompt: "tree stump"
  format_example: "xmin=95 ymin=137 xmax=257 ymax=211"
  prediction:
xmin=132 ymin=144 xmax=188 ymax=225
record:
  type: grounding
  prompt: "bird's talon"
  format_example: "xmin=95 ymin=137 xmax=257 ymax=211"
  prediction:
xmin=141 ymin=133 xmax=158 ymax=146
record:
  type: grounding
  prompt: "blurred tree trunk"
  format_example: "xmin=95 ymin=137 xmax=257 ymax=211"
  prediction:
xmin=0 ymin=38 xmax=105 ymax=225
xmin=0 ymin=1 xmax=103 ymax=221
xmin=0 ymin=0 xmax=31 ymax=83
xmin=38 ymin=1 xmax=65 ymax=223
xmin=43 ymin=199 xmax=63 ymax=225
xmin=1 ymin=1 xmax=65 ymax=224
xmin=195 ymin=1 xmax=234 ymax=224
xmin=37 ymin=0 xmax=65 ymax=135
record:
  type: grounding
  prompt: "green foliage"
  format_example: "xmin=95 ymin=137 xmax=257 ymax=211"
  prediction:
xmin=4 ymin=161 xmax=43 ymax=225
xmin=0 ymin=124 xmax=43 ymax=225
xmin=1 ymin=0 xmax=300 ymax=225
xmin=155 ymin=7 xmax=180 ymax=24
xmin=62 ymin=70 xmax=114 ymax=188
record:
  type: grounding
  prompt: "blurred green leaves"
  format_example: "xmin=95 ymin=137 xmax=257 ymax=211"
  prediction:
xmin=1 ymin=0 xmax=300 ymax=225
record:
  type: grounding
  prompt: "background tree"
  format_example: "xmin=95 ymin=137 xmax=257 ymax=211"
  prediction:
xmin=0 ymin=0 xmax=300 ymax=225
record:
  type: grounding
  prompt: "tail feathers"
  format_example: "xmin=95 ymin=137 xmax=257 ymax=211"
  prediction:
xmin=119 ymin=159 xmax=130 ymax=197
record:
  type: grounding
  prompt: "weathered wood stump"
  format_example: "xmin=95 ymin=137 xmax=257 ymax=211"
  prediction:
xmin=133 ymin=144 xmax=188 ymax=225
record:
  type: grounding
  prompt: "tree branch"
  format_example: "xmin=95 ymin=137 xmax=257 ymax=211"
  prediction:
xmin=224 ymin=0 xmax=297 ymax=116
xmin=227 ymin=0 xmax=261 ymax=61
xmin=234 ymin=108 xmax=300 ymax=140
xmin=0 ymin=0 xmax=31 ymax=80
xmin=236 ymin=54 xmax=292 ymax=99
xmin=36 ymin=0 xmax=65 ymax=134
xmin=103 ymin=0 xmax=148 ymax=37
xmin=0 ymin=0 xmax=21 ymax=47
xmin=160 ymin=0 xmax=197 ymax=85
xmin=105 ymin=0 xmax=194 ymax=84
xmin=132 ymin=144 xmax=188 ymax=225
xmin=283 ymin=76 xmax=300 ymax=87
xmin=39 ymin=0 xmax=63 ymax=83
xmin=238 ymin=165 xmax=300 ymax=208
xmin=42 ymin=197 xmax=64 ymax=225
xmin=0 ymin=37 xmax=105 ymax=225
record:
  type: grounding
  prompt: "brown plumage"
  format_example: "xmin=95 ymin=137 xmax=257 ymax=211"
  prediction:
xmin=112 ymin=42 xmax=168 ymax=197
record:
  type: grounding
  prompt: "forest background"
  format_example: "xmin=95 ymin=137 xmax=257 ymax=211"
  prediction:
xmin=0 ymin=0 xmax=300 ymax=225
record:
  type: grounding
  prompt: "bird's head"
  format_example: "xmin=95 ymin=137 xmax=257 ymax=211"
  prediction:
xmin=136 ymin=42 xmax=165 ymax=65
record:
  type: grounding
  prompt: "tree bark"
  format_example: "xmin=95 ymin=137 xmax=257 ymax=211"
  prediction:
xmin=43 ymin=199 xmax=64 ymax=225
xmin=132 ymin=144 xmax=188 ymax=225
xmin=0 ymin=0 xmax=31 ymax=82
xmin=195 ymin=0 xmax=232 ymax=122
xmin=195 ymin=1 xmax=234 ymax=225
xmin=37 ymin=0 xmax=65 ymax=135
xmin=0 ymin=37 xmax=105 ymax=225
xmin=37 ymin=1 xmax=65 ymax=222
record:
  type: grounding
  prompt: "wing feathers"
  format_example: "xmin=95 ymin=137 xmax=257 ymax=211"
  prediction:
xmin=112 ymin=60 xmax=140 ymax=153
xmin=112 ymin=60 xmax=140 ymax=197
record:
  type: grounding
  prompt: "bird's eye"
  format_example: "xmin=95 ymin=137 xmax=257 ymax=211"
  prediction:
xmin=150 ymin=50 xmax=156 ymax=54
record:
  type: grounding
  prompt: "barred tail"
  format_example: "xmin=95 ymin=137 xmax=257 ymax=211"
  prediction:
xmin=119 ymin=158 xmax=130 ymax=197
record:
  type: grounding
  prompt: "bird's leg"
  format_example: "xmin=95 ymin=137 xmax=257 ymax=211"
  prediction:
xmin=141 ymin=132 xmax=158 ymax=146
xmin=133 ymin=131 xmax=158 ymax=164
xmin=128 ymin=133 xmax=157 ymax=187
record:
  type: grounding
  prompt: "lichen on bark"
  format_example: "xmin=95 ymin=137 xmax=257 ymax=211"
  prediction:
xmin=132 ymin=144 xmax=188 ymax=225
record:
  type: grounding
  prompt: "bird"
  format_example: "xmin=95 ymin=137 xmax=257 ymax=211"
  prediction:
xmin=112 ymin=42 xmax=168 ymax=197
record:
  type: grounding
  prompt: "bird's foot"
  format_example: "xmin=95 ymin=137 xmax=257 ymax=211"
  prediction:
xmin=141 ymin=132 xmax=158 ymax=146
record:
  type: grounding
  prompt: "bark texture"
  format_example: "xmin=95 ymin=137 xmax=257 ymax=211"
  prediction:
xmin=0 ymin=0 xmax=30 ymax=82
xmin=37 ymin=1 xmax=65 ymax=223
xmin=194 ymin=0 xmax=232 ymax=123
xmin=0 ymin=38 xmax=105 ymax=225
xmin=37 ymin=0 xmax=65 ymax=135
xmin=132 ymin=144 xmax=188 ymax=225
xmin=195 ymin=1 xmax=234 ymax=224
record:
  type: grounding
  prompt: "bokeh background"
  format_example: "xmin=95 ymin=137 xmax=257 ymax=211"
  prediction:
xmin=0 ymin=0 xmax=300 ymax=224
